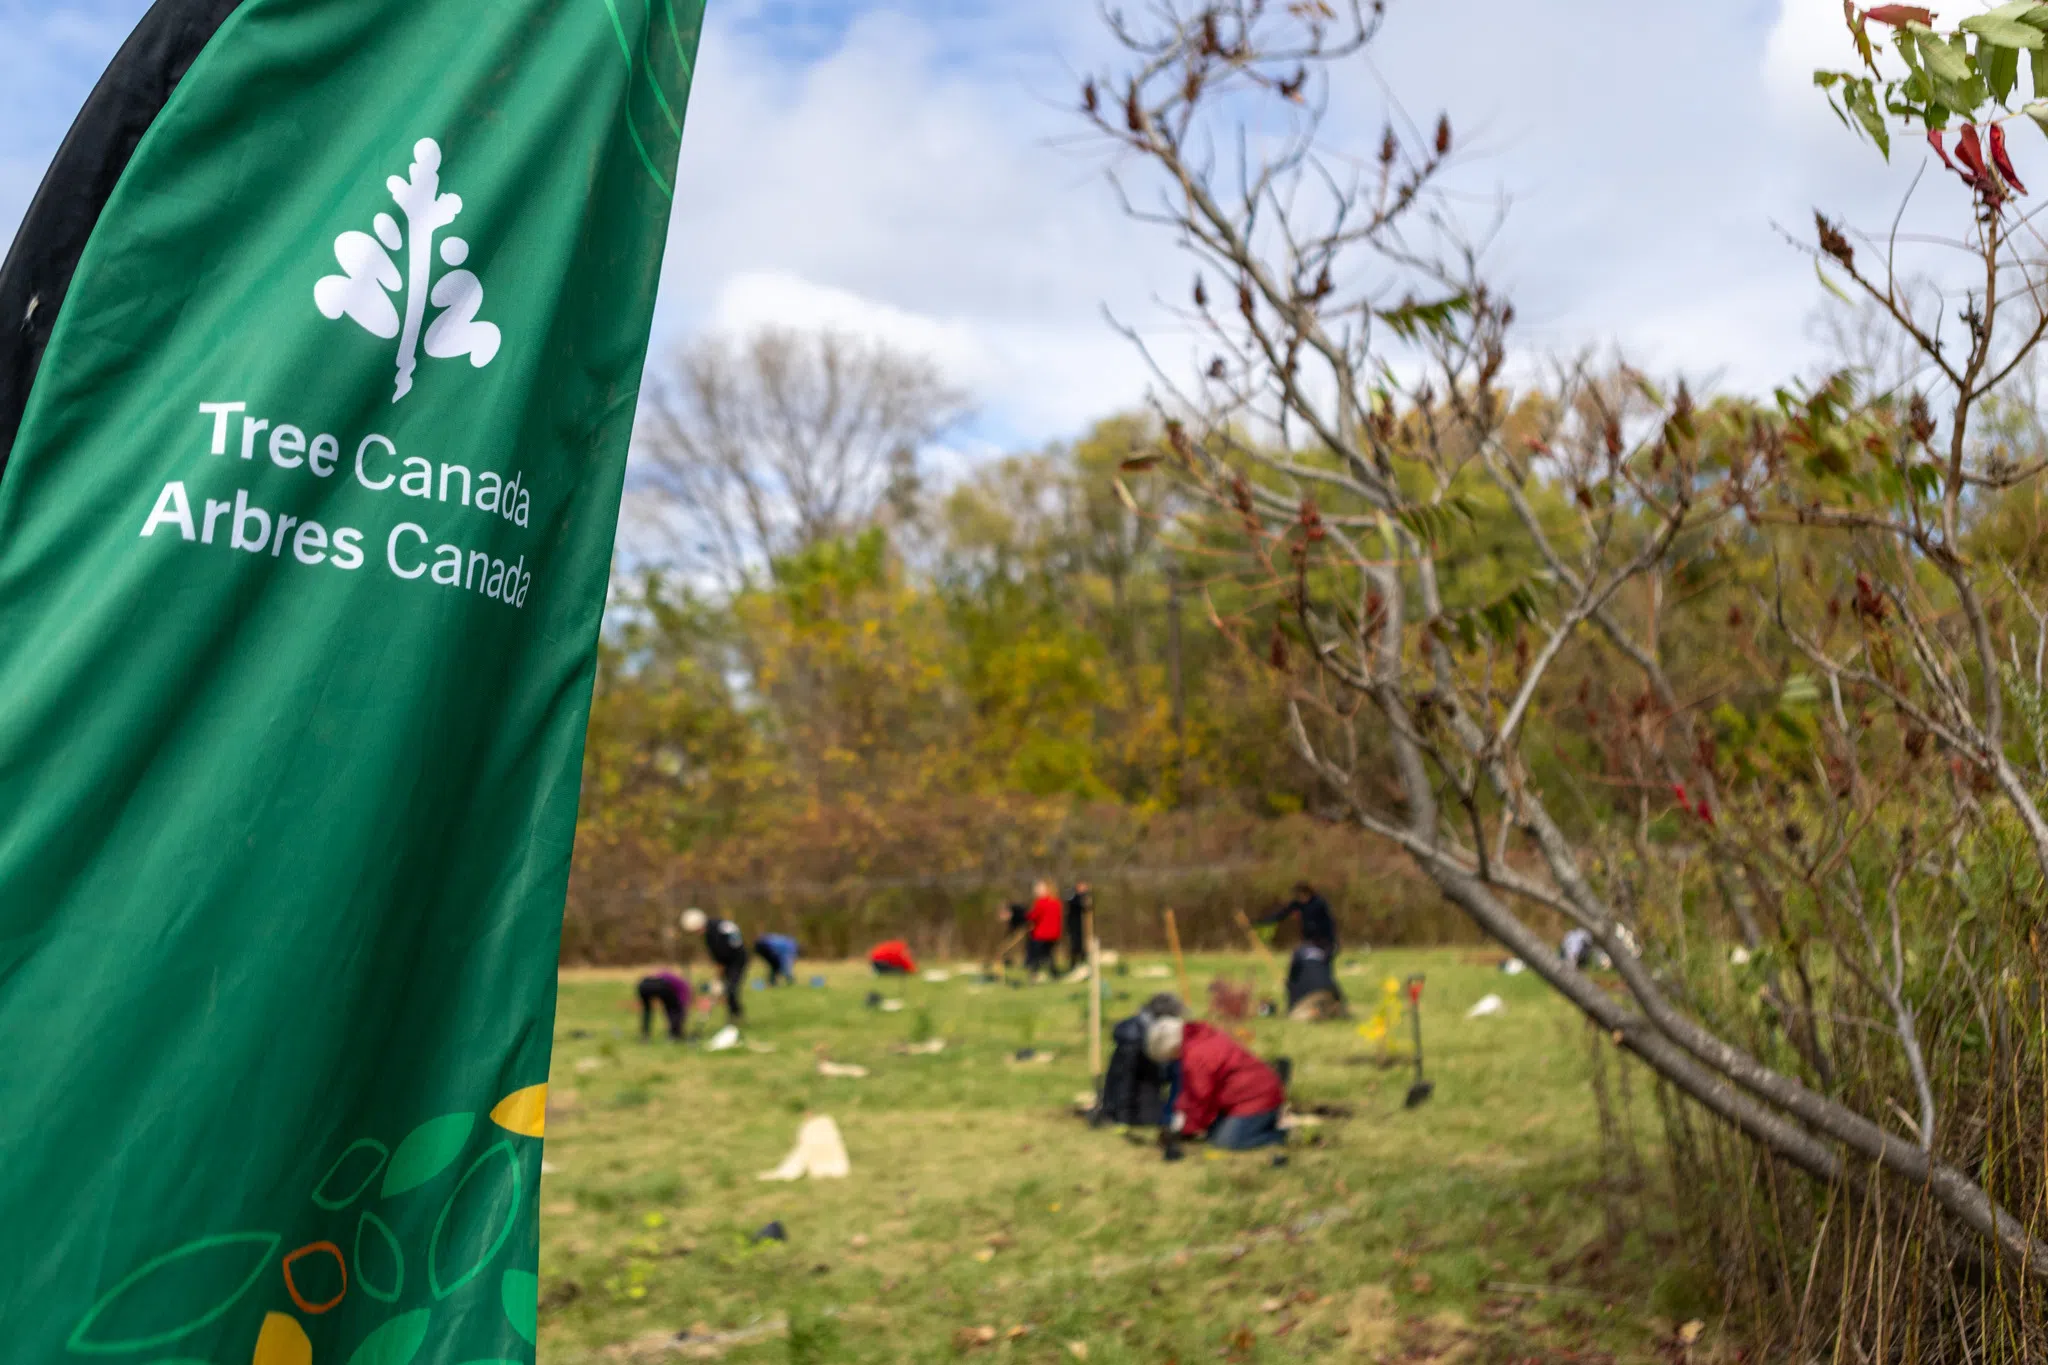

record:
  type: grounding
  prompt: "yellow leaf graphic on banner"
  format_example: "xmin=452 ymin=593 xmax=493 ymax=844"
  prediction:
xmin=251 ymin=1312 xmax=310 ymax=1365
xmin=489 ymin=1085 xmax=546 ymax=1138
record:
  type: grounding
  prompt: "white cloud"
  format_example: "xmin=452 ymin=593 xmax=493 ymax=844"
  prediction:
xmin=706 ymin=271 xmax=985 ymax=381
xmin=650 ymin=3 xmax=1166 ymax=446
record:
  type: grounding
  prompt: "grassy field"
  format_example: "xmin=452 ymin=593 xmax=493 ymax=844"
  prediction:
xmin=537 ymin=950 xmax=1716 ymax=1364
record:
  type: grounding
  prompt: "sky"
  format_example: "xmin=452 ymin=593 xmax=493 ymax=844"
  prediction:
xmin=0 ymin=0 xmax=1987 ymax=458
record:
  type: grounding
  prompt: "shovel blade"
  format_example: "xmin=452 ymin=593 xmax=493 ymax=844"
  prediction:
xmin=1403 ymin=1080 xmax=1434 ymax=1109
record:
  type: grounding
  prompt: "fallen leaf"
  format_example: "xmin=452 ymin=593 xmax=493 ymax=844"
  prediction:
xmin=1005 ymin=1324 xmax=1028 ymax=1339
xmin=1260 ymin=1298 xmax=1285 ymax=1314
xmin=1409 ymin=1272 xmax=1434 ymax=1295
xmin=848 ymin=1234 xmax=870 ymax=1249
xmin=1679 ymin=1319 xmax=1705 ymax=1344
xmin=1066 ymin=1343 xmax=1089 ymax=1359
xmin=973 ymin=1248 xmax=996 ymax=1263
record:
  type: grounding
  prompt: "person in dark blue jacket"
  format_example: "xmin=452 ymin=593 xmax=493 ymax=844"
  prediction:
xmin=1261 ymin=882 xmax=1338 ymax=953
xmin=754 ymin=933 xmax=799 ymax=985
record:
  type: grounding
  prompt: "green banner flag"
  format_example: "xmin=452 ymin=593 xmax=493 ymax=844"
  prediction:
xmin=0 ymin=0 xmax=702 ymax=1358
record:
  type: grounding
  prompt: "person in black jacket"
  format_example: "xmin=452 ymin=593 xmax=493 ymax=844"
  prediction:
xmin=1063 ymin=881 xmax=1094 ymax=975
xmin=683 ymin=907 xmax=748 ymax=1022
xmin=1261 ymin=882 xmax=1338 ymax=953
xmin=1284 ymin=943 xmax=1342 ymax=1016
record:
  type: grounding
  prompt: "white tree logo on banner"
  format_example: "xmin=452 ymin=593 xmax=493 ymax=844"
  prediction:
xmin=314 ymin=138 xmax=502 ymax=403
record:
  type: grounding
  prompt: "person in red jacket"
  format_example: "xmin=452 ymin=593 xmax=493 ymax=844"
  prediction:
xmin=1144 ymin=1016 xmax=1288 ymax=1150
xmin=1024 ymin=880 xmax=1064 ymax=979
xmin=869 ymin=940 xmax=918 ymax=975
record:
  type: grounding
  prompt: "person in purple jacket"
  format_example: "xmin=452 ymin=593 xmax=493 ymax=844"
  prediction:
xmin=637 ymin=970 xmax=693 ymax=1041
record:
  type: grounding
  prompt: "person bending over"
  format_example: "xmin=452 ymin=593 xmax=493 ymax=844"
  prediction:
xmin=636 ymin=970 xmax=692 ymax=1041
xmin=1025 ymin=880 xmax=1064 ymax=979
xmin=683 ymin=907 xmax=748 ymax=1022
xmin=1144 ymin=1015 xmax=1288 ymax=1151
xmin=870 ymin=939 xmax=918 ymax=975
xmin=754 ymin=933 xmax=799 ymax=986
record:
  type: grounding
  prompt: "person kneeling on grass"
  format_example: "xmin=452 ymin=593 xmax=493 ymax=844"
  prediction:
xmin=754 ymin=933 xmax=799 ymax=986
xmin=1144 ymin=1015 xmax=1288 ymax=1151
xmin=870 ymin=939 xmax=918 ymax=975
xmin=636 ymin=970 xmax=692 ymax=1041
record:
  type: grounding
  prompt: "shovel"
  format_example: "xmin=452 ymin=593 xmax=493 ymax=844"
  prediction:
xmin=1402 ymin=974 xmax=1433 ymax=1108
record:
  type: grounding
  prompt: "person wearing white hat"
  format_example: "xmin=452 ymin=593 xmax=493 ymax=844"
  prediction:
xmin=684 ymin=908 xmax=748 ymax=1022
xmin=1144 ymin=1014 xmax=1287 ymax=1151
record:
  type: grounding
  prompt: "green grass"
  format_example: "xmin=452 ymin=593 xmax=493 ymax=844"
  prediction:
xmin=537 ymin=951 xmax=1709 ymax=1363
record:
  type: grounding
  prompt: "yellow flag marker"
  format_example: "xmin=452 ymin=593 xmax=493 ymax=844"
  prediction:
xmin=489 ymin=1084 xmax=547 ymax=1137
xmin=251 ymin=1312 xmax=310 ymax=1365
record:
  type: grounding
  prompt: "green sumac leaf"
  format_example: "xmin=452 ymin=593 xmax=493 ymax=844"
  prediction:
xmin=1846 ymin=79 xmax=1891 ymax=154
xmin=1917 ymin=27 xmax=1973 ymax=80
xmin=1395 ymin=496 xmax=1476 ymax=546
xmin=1781 ymin=673 xmax=1822 ymax=708
xmin=1377 ymin=292 xmax=1473 ymax=343
xmin=1897 ymin=27 xmax=1925 ymax=73
xmin=1816 ymin=261 xmax=1854 ymax=304
xmin=1989 ymin=43 xmax=2021 ymax=100
xmin=1962 ymin=12 xmax=2044 ymax=49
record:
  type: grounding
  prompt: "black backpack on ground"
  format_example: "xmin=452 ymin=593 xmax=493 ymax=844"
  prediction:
xmin=1093 ymin=1012 xmax=1170 ymax=1127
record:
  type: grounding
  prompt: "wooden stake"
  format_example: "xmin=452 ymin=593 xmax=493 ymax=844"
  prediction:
xmin=1233 ymin=909 xmax=1286 ymax=999
xmin=987 ymin=925 xmax=1029 ymax=974
xmin=1163 ymin=908 xmax=1192 ymax=1006
xmin=1086 ymin=908 xmax=1103 ymax=1079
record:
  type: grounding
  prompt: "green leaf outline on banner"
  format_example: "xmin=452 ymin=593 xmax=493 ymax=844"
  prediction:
xmin=313 ymin=1137 xmax=391 ymax=1210
xmin=355 ymin=1210 xmax=407 ymax=1303
xmin=428 ymin=1140 xmax=524 ymax=1298
xmin=66 ymin=1232 xmax=280 ymax=1354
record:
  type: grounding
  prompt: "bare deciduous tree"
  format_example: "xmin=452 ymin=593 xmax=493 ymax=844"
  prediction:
xmin=636 ymin=327 xmax=969 ymax=587
xmin=1082 ymin=0 xmax=2048 ymax=1277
